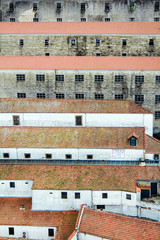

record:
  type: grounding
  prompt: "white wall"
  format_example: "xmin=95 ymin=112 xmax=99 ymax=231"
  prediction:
xmin=78 ymin=233 xmax=109 ymax=240
xmin=0 ymin=225 xmax=56 ymax=240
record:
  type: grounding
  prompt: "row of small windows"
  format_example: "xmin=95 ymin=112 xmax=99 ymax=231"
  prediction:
xmin=8 ymin=227 xmax=54 ymax=237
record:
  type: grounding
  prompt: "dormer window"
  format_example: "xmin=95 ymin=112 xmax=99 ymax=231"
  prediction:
xmin=129 ymin=136 xmax=137 ymax=147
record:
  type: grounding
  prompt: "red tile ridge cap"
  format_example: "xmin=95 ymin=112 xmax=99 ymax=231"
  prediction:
xmin=75 ymin=204 xmax=87 ymax=230
xmin=68 ymin=230 xmax=77 ymax=240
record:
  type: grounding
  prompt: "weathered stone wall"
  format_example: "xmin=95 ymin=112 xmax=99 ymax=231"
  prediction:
xmin=1 ymin=35 xmax=160 ymax=56
xmin=1 ymin=0 xmax=160 ymax=22
xmin=0 ymin=69 xmax=159 ymax=133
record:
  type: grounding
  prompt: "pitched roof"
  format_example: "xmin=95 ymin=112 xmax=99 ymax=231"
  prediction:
xmin=0 ymin=127 xmax=145 ymax=149
xmin=0 ymin=22 xmax=159 ymax=35
xmin=76 ymin=207 xmax=160 ymax=240
xmin=0 ymin=165 xmax=159 ymax=191
xmin=0 ymin=99 xmax=151 ymax=114
xmin=145 ymin=134 xmax=160 ymax=153
xmin=0 ymin=198 xmax=77 ymax=240
xmin=0 ymin=56 xmax=159 ymax=71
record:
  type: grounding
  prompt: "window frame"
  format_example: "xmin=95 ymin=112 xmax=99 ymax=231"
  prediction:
xmin=135 ymin=76 xmax=144 ymax=83
xmin=48 ymin=229 xmax=54 ymax=237
xmin=135 ymin=95 xmax=144 ymax=104
xmin=115 ymin=75 xmax=124 ymax=82
xmin=75 ymin=116 xmax=82 ymax=126
xmin=129 ymin=136 xmax=137 ymax=147
xmin=56 ymin=93 xmax=65 ymax=99
xmin=24 ymin=153 xmax=31 ymax=159
xmin=9 ymin=227 xmax=14 ymax=235
xmin=61 ymin=192 xmax=67 ymax=199
xmin=13 ymin=115 xmax=20 ymax=126
xmin=102 ymin=193 xmax=108 ymax=199
xmin=10 ymin=182 xmax=15 ymax=188
xmin=155 ymin=111 xmax=160 ymax=119
xmin=126 ymin=194 xmax=131 ymax=200
xmin=75 ymin=94 xmax=84 ymax=99
xmin=16 ymin=74 xmax=25 ymax=82
xmin=56 ymin=75 xmax=64 ymax=82
xmin=75 ymin=75 xmax=84 ymax=82
xmin=3 ymin=153 xmax=10 ymax=158
xmin=45 ymin=154 xmax=52 ymax=159
xmin=95 ymin=94 xmax=104 ymax=99
xmin=94 ymin=75 xmax=104 ymax=82
xmin=17 ymin=93 xmax=26 ymax=98
xmin=65 ymin=154 xmax=72 ymax=160
xmin=36 ymin=74 xmax=45 ymax=82
xmin=75 ymin=192 xmax=80 ymax=199
xmin=37 ymin=93 xmax=46 ymax=99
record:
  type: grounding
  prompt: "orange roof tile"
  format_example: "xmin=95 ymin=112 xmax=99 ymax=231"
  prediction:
xmin=0 ymin=99 xmax=151 ymax=114
xmin=0 ymin=165 xmax=159 ymax=191
xmin=0 ymin=198 xmax=77 ymax=240
xmin=0 ymin=56 xmax=159 ymax=71
xmin=0 ymin=22 xmax=160 ymax=35
xmin=145 ymin=134 xmax=160 ymax=153
xmin=77 ymin=208 xmax=160 ymax=240
xmin=0 ymin=127 xmax=145 ymax=149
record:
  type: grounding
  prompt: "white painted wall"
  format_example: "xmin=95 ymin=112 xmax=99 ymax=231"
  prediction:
xmin=0 ymin=180 xmax=33 ymax=197
xmin=78 ymin=233 xmax=109 ymax=240
xmin=0 ymin=225 xmax=56 ymax=240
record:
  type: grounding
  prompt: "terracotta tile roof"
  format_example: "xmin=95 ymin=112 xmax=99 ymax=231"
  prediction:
xmin=145 ymin=134 xmax=160 ymax=153
xmin=77 ymin=207 xmax=160 ymax=240
xmin=0 ymin=127 xmax=145 ymax=149
xmin=0 ymin=99 xmax=151 ymax=114
xmin=0 ymin=165 xmax=159 ymax=191
xmin=0 ymin=22 xmax=159 ymax=35
xmin=0 ymin=198 xmax=77 ymax=240
xmin=0 ymin=56 xmax=159 ymax=71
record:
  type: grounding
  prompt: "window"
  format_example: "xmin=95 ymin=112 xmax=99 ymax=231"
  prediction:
xmin=24 ymin=153 xmax=31 ymax=159
xmin=75 ymin=116 xmax=82 ymax=126
xmin=81 ymin=3 xmax=85 ymax=12
xmin=33 ymin=18 xmax=38 ymax=22
xmin=56 ymin=75 xmax=64 ymax=82
xmin=97 ymin=205 xmax=105 ymax=210
xmin=129 ymin=18 xmax=135 ymax=22
xmin=122 ymin=39 xmax=126 ymax=47
xmin=71 ymin=39 xmax=76 ymax=46
xmin=129 ymin=136 xmax=137 ymax=147
xmin=37 ymin=93 xmax=45 ymax=99
xmin=155 ymin=111 xmax=160 ymax=119
xmin=105 ymin=18 xmax=110 ymax=22
xmin=156 ymin=76 xmax=160 ymax=83
xmin=95 ymin=75 xmax=104 ymax=82
xmin=149 ymin=39 xmax=154 ymax=46
xmin=9 ymin=227 xmax=14 ymax=235
xmin=13 ymin=116 xmax=20 ymax=125
xmin=19 ymin=39 xmax=24 ymax=46
xmin=105 ymin=3 xmax=110 ymax=12
xmin=36 ymin=74 xmax=45 ymax=82
xmin=57 ymin=3 xmax=61 ymax=12
xmin=56 ymin=93 xmax=65 ymax=99
xmin=61 ymin=192 xmax=67 ymax=199
xmin=9 ymin=3 xmax=14 ymax=12
xmin=155 ymin=1 xmax=160 ymax=11
xmin=16 ymin=74 xmax=25 ymax=81
xmin=75 ymin=192 xmax=80 ymax=199
xmin=122 ymin=53 xmax=126 ymax=56
xmin=81 ymin=18 xmax=86 ymax=22
xmin=3 ymin=153 xmax=9 ymax=158
xmin=57 ymin=18 xmax=62 ymax=22
xmin=96 ymin=53 xmax=101 ymax=56
xmin=102 ymin=193 xmax=108 ymax=198
xmin=155 ymin=95 xmax=160 ymax=104
xmin=33 ymin=3 xmax=38 ymax=11
xmin=154 ymin=154 xmax=159 ymax=160
xmin=10 ymin=182 xmax=15 ymax=188
xmin=135 ymin=95 xmax=144 ymax=104
xmin=75 ymin=75 xmax=84 ymax=82
xmin=126 ymin=194 xmax=131 ymax=200
xmin=154 ymin=17 xmax=160 ymax=21
xmin=95 ymin=94 xmax=104 ymax=99
xmin=115 ymin=94 xmax=124 ymax=100
xmin=135 ymin=75 xmax=144 ymax=83
xmin=115 ymin=75 xmax=124 ymax=82
xmin=45 ymin=53 xmax=50 ymax=56
xmin=65 ymin=154 xmax=72 ymax=159
xmin=96 ymin=39 xmax=100 ymax=46
xmin=45 ymin=39 xmax=49 ymax=46
xmin=46 ymin=154 xmax=52 ymax=159
xmin=10 ymin=18 xmax=15 ymax=22
xmin=75 ymin=94 xmax=84 ymax=99
xmin=48 ymin=229 xmax=54 ymax=237
xmin=17 ymin=93 xmax=26 ymax=98
xmin=87 ymin=155 xmax=93 ymax=159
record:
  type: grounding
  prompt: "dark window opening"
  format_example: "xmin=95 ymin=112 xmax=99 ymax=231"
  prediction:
xmin=135 ymin=95 xmax=144 ymax=104
xmin=3 ymin=153 xmax=9 ymax=158
xmin=97 ymin=205 xmax=105 ymax=210
xmin=122 ymin=39 xmax=126 ymax=46
xmin=154 ymin=17 xmax=160 ymax=21
xmin=95 ymin=75 xmax=104 ymax=82
xmin=75 ymin=75 xmax=84 ymax=82
xmin=33 ymin=18 xmax=38 ymax=22
xmin=156 ymin=76 xmax=160 ymax=83
xmin=17 ymin=93 xmax=26 ymax=98
xmin=75 ymin=94 xmax=84 ymax=99
xmin=75 ymin=116 xmax=82 ymax=126
xmin=71 ymin=39 xmax=76 ymax=46
xmin=81 ymin=18 xmax=86 ymax=22
xmin=155 ymin=111 xmax=160 ymax=119
xmin=149 ymin=39 xmax=154 ymax=46
xmin=155 ymin=95 xmax=160 ymax=104
xmin=37 ymin=93 xmax=45 ymax=99
xmin=56 ymin=93 xmax=65 ymax=99
xmin=126 ymin=194 xmax=131 ymax=200
xmin=96 ymin=39 xmax=100 ymax=46
xmin=9 ymin=227 xmax=14 ymax=235
xmin=115 ymin=75 xmax=124 ymax=82
xmin=135 ymin=76 xmax=144 ymax=83
xmin=36 ymin=74 xmax=45 ymax=82
xmin=129 ymin=18 xmax=135 ymax=22
xmin=10 ymin=182 xmax=15 ymax=188
xmin=45 ymin=53 xmax=50 ymax=56
xmin=96 ymin=53 xmax=101 ymax=56
xmin=57 ymin=18 xmax=62 ymax=22
xmin=154 ymin=154 xmax=159 ymax=160
xmin=48 ymin=229 xmax=54 ymax=237
xmin=81 ymin=3 xmax=85 ymax=12
xmin=115 ymin=94 xmax=124 ymax=100
xmin=57 ymin=3 xmax=62 ymax=12
xmin=87 ymin=155 xmax=93 ymax=160
xmin=45 ymin=39 xmax=49 ymax=46
xmin=56 ymin=75 xmax=64 ymax=82
xmin=105 ymin=18 xmax=110 ymax=22
xmin=61 ymin=192 xmax=67 ymax=199
xmin=151 ymin=182 xmax=157 ymax=196
xmin=10 ymin=18 xmax=15 ymax=22
xmin=129 ymin=137 xmax=137 ymax=147
xmin=46 ymin=154 xmax=52 ymax=159
xmin=33 ymin=3 xmax=38 ymax=11
xmin=102 ymin=193 xmax=108 ymax=198
xmin=65 ymin=154 xmax=72 ymax=159
xmin=105 ymin=3 xmax=110 ymax=12
xmin=75 ymin=192 xmax=80 ymax=199
xmin=122 ymin=53 xmax=126 ymax=56
xmin=9 ymin=3 xmax=14 ymax=12
xmin=13 ymin=116 xmax=20 ymax=125
xmin=16 ymin=74 xmax=25 ymax=81
xmin=24 ymin=153 xmax=31 ymax=159
xmin=95 ymin=94 xmax=104 ymax=99
xmin=141 ymin=189 xmax=150 ymax=200
xmin=19 ymin=39 xmax=24 ymax=46
xmin=154 ymin=2 xmax=160 ymax=11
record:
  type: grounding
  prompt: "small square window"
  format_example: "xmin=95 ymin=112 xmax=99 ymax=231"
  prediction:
xmin=95 ymin=75 xmax=104 ymax=82
xmin=65 ymin=154 xmax=72 ymax=159
xmin=36 ymin=74 xmax=45 ymax=82
xmin=37 ymin=93 xmax=45 ymax=99
xmin=75 ymin=116 xmax=82 ymax=126
xmin=56 ymin=75 xmax=64 ymax=82
xmin=155 ymin=95 xmax=160 ymax=104
xmin=95 ymin=94 xmax=104 ymax=99
xmin=122 ymin=39 xmax=126 ymax=46
xmin=19 ymin=39 xmax=24 ymax=46
xmin=75 ymin=75 xmax=84 ymax=82
xmin=154 ymin=154 xmax=159 ymax=160
xmin=71 ymin=39 xmax=76 ymax=46
xmin=81 ymin=18 xmax=86 ymax=22
xmin=135 ymin=76 xmax=144 ymax=83
xmin=115 ymin=75 xmax=124 ymax=82
xmin=17 ymin=93 xmax=26 ymax=98
xmin=57 ymin=18 xmax=62 ymax=22
xmin=155 ymin=111 xmax=160 ymax=119
xmin=75 ymin=192 xmax=80 ymax=199
xmin=97 ymin=205 xmax=105 ymax=210
xmin=126 ymin=194 xmax=131 ymax=200
xmin=46 ymin=154 xmax=52 ymax=159
xmin=75 ymin=94 xmax=84 ymax=99
xmin=102 ymin=193 xmax=108 ymax=198
xmin=24 ymin=153 xmax=31 ymax=159
xmin=13 ymin=115 xmax=20 ymax=125
xmin=105 ymin=18 xmax=110 ymax=22
xmin=96 ymin=39 xmax=100 ymax=46
xmin=115 ymin=94 xmax=124 ymax=100
xmin=56 ymin=93 xmax=65 ymax=99
xmin=156 ymin=76 xmax=160 ymax=83
xmin=122 ymin=53 xmax=126 ymax=56
xmin=33 ymin=18 xmax=38 ymax=22
xmin=10 ymin=182 xmax=15 ymax=188
xmin=10 ymin=18 xmax=15 ymax=22
xmin=45 ymin=39 xmax=49 ymax=46
xmin=16 ymin=74 xmax=25 ymax=81
xmin=45 ymin=53 xmax=50 ymax=56
xmin=61 ymin=192 xmax=67 ymax=199
xmin=149 ymin=39 xmax=154 ymax=46
xmin=135 ymin=95 xmax=144 ymax=104
xmin=9 ymin=227 xmax=14 ymax=235
xmin=3 ymin=153 xmax=9 ymax=158
xmin=48 ymin=229 xmax=54 ymax=237
xmin=33 ymin=3 xmax=38 ymax=11
xmin=87 ymin=155 xmax=93 ymax=159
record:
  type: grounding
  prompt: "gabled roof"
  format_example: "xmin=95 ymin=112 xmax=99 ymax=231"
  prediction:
xmin=0 ymin=99 xmax=151 ymax=114
xmin=0 ymin=22 xmax=159 ymax=35
xmin=0 ymin=127 xmax=145 ymax=149
xmin=0 ymin=198 xmax=77 ymax=240
xmin=72 ymin=207 xmax=160 ymax=240
xmin=0 ymin=56 xmax=159 ymax=71
xmin=145 ymin=134 xmax=160 ymax=153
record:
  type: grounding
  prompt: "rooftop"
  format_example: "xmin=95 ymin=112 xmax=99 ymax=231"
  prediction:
xmin=0 ymin=99 xmax=151 ymax=114
xmin=0 ymin=22 xmax=159 ymax=35
xmin=0 ymin=165 xmax=159 ymax=191
xmin=145 ymin=135 xmax=160 ymax=153
xmin=0 ymin=56 xmax=159 ymax=71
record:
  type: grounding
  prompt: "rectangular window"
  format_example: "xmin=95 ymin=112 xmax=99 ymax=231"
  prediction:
xmin=97 ymin=205 xmax=105 ymax=210
xmin=9 ymin=3 xmax=14 ymax=12
xmin=135 ymin=95 xmax=144 ymax=104
xmin=10 ymin=182 xmax=15 ymax=188
xmin=149 ymin=39 xmax=154 ymax=46
xmin=129 ymin=18 xmax=135 ymax=22
xmin=154 ymin=17 xmax=160 ymax=21
xmin=81 ymin=18 xmax=86 ymax=22
xmin=71 ymin=39 xmax=76 ymax=46
xmin=33 ymin=3 xmax=38 ymax=11
xmin=24 ymin=153 xmax=31 ymax=159
xmin=75 ymin=94 xmax=84 ymax=99
xmin=95 ymin=75 xmax=104 ymax=82
xmin=61 ymin=192 xmax=67 ymax=199
xmin=45 ymin=39 xmax=49 ymax=46
xmin=57 ymin=18 xmax=62 ymax=22
xmin=10 ymin=18 xmax=15 ymax=22
xmin=115 ymin=94 xmax=124 ymax=100
xmin=126 ymin=194 xmax=131 ymax=200
xmin=33 ymin=18 xmax=38 ymax=22
xmin=65 ymin=154 xmax=72 ymax=159
xmin=154 ymin=154 xmax=159 ymax=160
xmin=122 ymin=53 xmax=126 ymax=56
xmin=105 ymin=18 xmax=110 ymax=22
xmin=96 ymin=39 xmax=100 ymax=46
xmin=115 ymin=75 xmax=124 ymax=82
xmin=122 ymin=39 xmax=126 ymax=46
xmin=75 ymin=75 xmax=84 ymax=82
xmin=16 ymin=74 xmax=25 ymax=81
xmin=81 ymin=3 xmax=85 ymax=12
xmin=56 ymin=75 xmax=64 ymax=82
xmin=48 ymin=229 xmax=54 ymax=237
xmin=46 ymin=154 xmax=52 ymax=159
xmin=17 ymin=93 xmax=26 ymax=98
xmin=87 ymin=155 xmax=93 ymax=159
xmin=75 ymin=192 xmax=80 ymax=199
xmin=9 ymin=227 xmax=14 ymax=235
xmin=19 ymin=39 xmax=24 ymax=46
xmin=13 ymin=116 xmax=20 ymax=125
xmin=75 ymin=116 xmax=82 ymax=126
xmin=135 ymin=76 xmax=144 ymax=83
xmin=156 ymin=76 xmax=160 ymax=83
xmin=36 ymin=74 xmax=45 ymax=82
xmin=45 ymin=53 xmax=50 ymax=56
xmin=56 ymin=93 xmax=65 ymax=99
xmin=105 ymin=3 xmax=110 ymax=12
xmin=96 ymin=53 xmax=101 ymax=56
xmin=155 ymin=95 xmax=160 ymax=104
xmin=155 ymin=1 xmax=160 ymax=11
xmin=3 ymin=153 xmax=9 ymax=158
xmin=155 ymin=111 xmax=160 ymax=119
xmin=102 ymin=193 xmax=108 ymax=199
xmin=95 ymin=94 xmax=104 ymax=99
xmin=37 ymin=93 xmax=45 ymax=99
xmin=57 ymin=3 xmax=61 ymax=12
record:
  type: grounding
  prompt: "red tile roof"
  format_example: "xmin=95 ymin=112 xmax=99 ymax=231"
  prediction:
xmin=0 ymin=56 xmax=159 ymax=71
xmin=0 ymin=198 xmax=77 ymax=240
xmin=76 ymin=207 xmax=160 ymax=240
xmin=0 ymin=99 xmax=151 ymax=114
xmin=145 ymin=134 xmax=160 ymax=153
xmin=0 ymin=165 xmax=159 ymax=191
xmin=0 ymin=127 xmax=145 ymax=149
xmin=0 ymin=22 xmax=159 ymax=35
